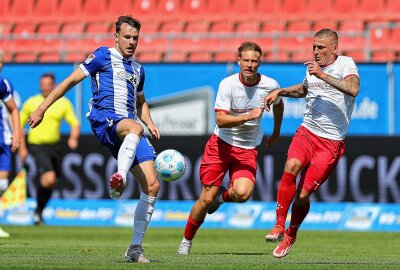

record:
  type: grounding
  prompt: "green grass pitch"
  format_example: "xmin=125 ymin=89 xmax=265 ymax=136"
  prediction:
xmin=0 ymin=226 xmax=399 ymax=270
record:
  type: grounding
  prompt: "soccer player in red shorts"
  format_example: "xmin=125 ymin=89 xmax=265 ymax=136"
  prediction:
xmin=264 ymin=29 xmax=360 ymax=258
xmin=177 ymin=41 xmax=284 ymax=255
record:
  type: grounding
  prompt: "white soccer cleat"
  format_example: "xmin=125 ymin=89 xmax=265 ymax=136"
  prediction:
xmin=124 ymin=244 xmax=150 ymax=263
xmin=0 ymin=227 xmax=10 ymax=237
xmin=109 ymin=173 xmax=126 ymax=200
xmin=265 ymin=225 xmax=285 ymax=242
xmin=272 ymin=233 xmax=296 ymax=258
xmin=177 ymin=238 xmax=192 ymax=255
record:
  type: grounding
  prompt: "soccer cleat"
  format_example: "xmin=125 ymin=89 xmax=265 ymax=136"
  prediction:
xmin=207 ymin=186 xmax=226 ymax=214
xmin=265 ymin=225 xmax=285 ymax=242
xmin=124 ymin=244 xmax=150 ymax=263
xmin=33 ymin=211 xmax=43 ymax=226
xmin=272 ymin=233 xmax=296 ymax=258
xmin=0 ymin=227 xmax=10 ymax=237
xmin=177 ymin=239 xmax=192 ymax=255
xmin=109 ymin=173 xmax=126 ymax=200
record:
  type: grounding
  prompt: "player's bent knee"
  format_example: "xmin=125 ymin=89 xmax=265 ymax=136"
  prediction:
xmin=284 ymin=159 xmax=302 ymax=174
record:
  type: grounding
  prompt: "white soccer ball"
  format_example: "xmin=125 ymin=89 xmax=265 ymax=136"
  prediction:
xmin=154 ymin=149 xmax=186 ymax=182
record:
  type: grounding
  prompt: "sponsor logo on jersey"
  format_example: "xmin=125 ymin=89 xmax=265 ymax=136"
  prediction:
xmin=84 ymin=53 xmax=95 ymax=64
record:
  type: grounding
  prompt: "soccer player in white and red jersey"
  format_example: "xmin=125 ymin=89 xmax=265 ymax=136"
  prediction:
xmin=177 ymin=41 xmax=284 ymax=255
xmin=264 ymin=29 xmax=360 ymax=258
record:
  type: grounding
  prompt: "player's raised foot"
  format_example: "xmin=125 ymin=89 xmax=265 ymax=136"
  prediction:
xmin=124 ymin=244 xmax=150 ymax=263
xmin=265 ymin=225 xmax=284 ymax=242
xmin=0 ymin=227 xmax=10 ymax=237
xmin=207 ymin=186 xmax=226 ymax=214
xmin=177 ymin=238 xmax=192 ymax=255
xmin=272 ymin=233 xmax=296 ymax=258
xmin=33 ymin=211 xmax=43 ymax=226
xmin=109 ymin=173 xmax=126 ymax=200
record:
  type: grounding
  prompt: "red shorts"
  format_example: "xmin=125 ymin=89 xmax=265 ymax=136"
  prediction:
xmin=288 ymin=126 xmax=345 ymax=193
xmin=199 ymin=134 xmax=257 ymax=186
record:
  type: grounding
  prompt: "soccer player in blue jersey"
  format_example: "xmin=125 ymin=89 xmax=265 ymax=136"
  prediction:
xmin=27 ymin=16 xmax=160 ymax=263
xmin=0 ymin=50 xmax=22 ymax=237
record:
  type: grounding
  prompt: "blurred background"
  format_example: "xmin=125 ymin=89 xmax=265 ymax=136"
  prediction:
xmin=1 ymin=0 xmax=399 ymax=231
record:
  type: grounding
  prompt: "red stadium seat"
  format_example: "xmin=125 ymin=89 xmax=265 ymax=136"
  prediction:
xmin=0 ymin=0 xmax=11 ymax=21
xmin=86 ymin=22 xmax=112 ymax=34
xmin=136 ymin=51 xmax=164 ymax=62
xmin=235 ymin=21 xmax=261 ymax=34
xmin=230 ymin=0 xmax=256 ymax=16
xmin=312 ymin=20 xmax=339 ymax=32
xmin=157 ymin=0 xmax=181 ymax=18
xmin=358 ymin=0 xmax=385 ymax=21
xmin=12 ymin=22 xmax=36 ymax=35
xmin=38 ymin=51 xmax=61 ymax=62
xmin=164 ymin=51 xmax=187 ymax=62
xmin=81 ymin=0 xmax=107 ymax=22
xmin=37 ymin=22 xmax=62 ymax=35
xmin=61 ymin=21 xmax=86 ymax=35
xmin=131 ymin=0 xmax=158 ymax=19
xmin=371 ymin=50 xmax=396 ymax=62
xmin=33 ymin=0 xmax=58 ymax=21
xmin=286 ymin=21 xmax=312 ymax=32
xmin=280 ymin=0 xmax=307 ymax=19
xmin=139 ymin=20 xmax=160 ymax=34
xmin=254 ymin=0 xmax=281 ymax=19
xmin=339 ymin=36 xmax=365 ymax=52
xmin=205 ymin=0 xmax=231 ymax=19
xmin=369 ymin=25 xmax=390 ymax=50
xmin=278 ymin=36 xmax=313 ymax=51
xmin=185 ymin=20 xmax=210 ymax=33
xmin=342 ymin=50 xmax=365 ymax=62
xmin=291 ymin=50 xmax=314 ymax=62
xmin=139 ymin=35 xmax=167 ymax=52
xmin=340 ymin=21 xmax=365 ymax=32
xmin=260 ymin=21 xmax=286 ymax=33
xmin=9 ymin=0 xmax=34 ymax=19
xmin=159 ymin=20 xmax=185 ymax=33
xmin=264 ymin=50 xmax=291 ymax=62
xmin=13 ymin=51 xmax=37 ymax=62
xmin=106 ymin=0 xmax=134 ymax=21
xmin=383 ymin=0 xmax=400 ymax=20
xmin=64 ymin=51 xmax=88 ymax=63
xmin=209 ymin=20 xmax=235 ymax=33
xmin=58 ymin=0 xmax=82 ymax=21
xmin=214 ymin=51 xmax=237 ymax=62
xmin=179 ymin=0 xmax=207 ymax=19
xmin=304 ymin=0 xmax=333 ymax=20
xmin=187 ymin=51 xmax=213 ymax=62
xmin=331 ymin=0 xmax=359 ymax=19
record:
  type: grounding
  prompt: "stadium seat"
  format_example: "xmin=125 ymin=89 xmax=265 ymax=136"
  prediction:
xmin=340 ymin=21 xmax=365 ymax=32
xmin=58 ymin=0 xmax=82 ymax=21
xmin=185 ymin=20 xmax=210 ymax=33
xmin=159 ymin=20 xmax=185 ymax=34
xmin=139 ymin=20 xmax=160 ymax=34
xmin=61 ymin=21 xmax=86 ymax=35
xmin=64 ymin=51 xmax=87 ymax=63
xmin=209 ymin=20 xmax=235 ymax=33
xmin=303 ymin=0 xmax=333 ymax=20
xmin=280 ymin=0 xmax=307 ymax=19
xmin=0 ymin=0 xmax=11 ymax=21
xmin=214 ymin=51 xmax=237 ymax=62
xmin=278 ymin=36 xmax=312 ymax=51
xmin=86 ymin=22 xmax=112 ymax=34
xmin=157 ymin=0 xmax=181 ymax=18
xmin=136 ymin=51 xmax=164 ymax=62
xmin=230 ymin=0 xmax=256 ymax=17
xmin=235 ymin=21 xmax=261 ymax=34
xmin=291 ymin=50 xmax=314 ymax=62
xmin=164 ymin=50 xmax=187 ymax=62
xmin=253 ymin=37 xmax=275 ymax=52
xmin=383 ymin=0 xmax=400 ymax=20
xmin=286 ymin=21 xmax=312 ymax=32
xmin=13 ymin=51 xmax=37 ymax=62
xmin=264 ymin=50 xmax=290 ymax=62
xmin=331 ymin=0 xmax=358 ymax=19
xmin=187 ymin=51 xmax=213 ymax=62
xmin=131 ymin=0 xmax=158 ymax=19
xmin=105 ymin=0 xmax=133 ymax=21
xmin=12 ymin=22 xmax=36 ymax=35
xmin=81 ymin=0 xmax=107 ymax=22
xmin=205 ymin=0 xmax=231 ymax=19
xmin=38 ymin=51 xmax=61 ymax=62
xmin=254 ymin=0 xmax=281 ymax=19
xmin=33 ymin=0 xmax=58 ymax=21
xmin=9 ymin=0 xmax=34 ymax=19
xmin=179 ymin=0 xmax=207 ymax=19
xmin=342 ymin=50 xmax=365 ymax=62
xmin=37 ymin=22 xmax=62 ymax=35
xmin=260 ymin=21 xmax=286 ymax=33
xmin=139 ymin=35 xmax=167 ymax=52
xmin=358 ymin=0 xmax=385 ymax=21
xmin=312 ymin=20 xmax=339 ymax=32
xmin=340 ymin=36 xmax=365 ymax=52
xmin=369 ymin=25 xmax=391 ymax=50
xmin=371 ymin=50 xmax=397 ymax=62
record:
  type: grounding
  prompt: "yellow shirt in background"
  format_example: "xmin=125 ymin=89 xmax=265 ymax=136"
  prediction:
xmin=20 ymin=94 xmax=79 ymax=145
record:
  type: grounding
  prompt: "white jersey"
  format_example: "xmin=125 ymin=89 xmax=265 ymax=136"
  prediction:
xmin=302 ymin=56 xmax=359 ymax=140
xmin=214 ymin=73 xmax=281 ymax=149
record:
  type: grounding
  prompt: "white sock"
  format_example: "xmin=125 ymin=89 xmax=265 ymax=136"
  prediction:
xmin=132 ymin=192 xmax=157 ymax=246
xmin=0 ymin=179 xmax=8 ymax=195
xmin=182 ymin=236 xmax=192 ymax=243
xmin=117 ymin=133 xmax=140 ymax=180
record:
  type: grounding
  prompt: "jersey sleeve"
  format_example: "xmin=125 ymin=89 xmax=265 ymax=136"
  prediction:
xmin=78 ymin=47 xmax=107 ymax=77
xmin=136 ymin=65 xmax=145 ymax=96
xmin=0 ymin=79 xmax=12 ymax=103
xmin=63 ymin=98 xmax=80 ymax=127
xmin=214 ymin=79 xmax=231 ymax=112
xmin=342 ymin=57 xmax=359 ymax=79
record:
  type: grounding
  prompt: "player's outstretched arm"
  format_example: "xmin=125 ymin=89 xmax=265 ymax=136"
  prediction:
xmin=28 ymin=68 xmax=86 ymax=128
xmin=264 ymin=84 xmax=306 ymax=112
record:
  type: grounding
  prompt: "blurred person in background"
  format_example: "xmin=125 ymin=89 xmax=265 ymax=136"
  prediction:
xmin=19 ymin=72 xmax=80 ymax=225
xmin=264 ymin=29 xmax=360 ymax=258
xmin=177 ymin=41 xmax=284 ymax=255
xmin=0 ymin=50 xmax=22 ymax=237
xmin=26 ymin=15 xmax=160 ymax=263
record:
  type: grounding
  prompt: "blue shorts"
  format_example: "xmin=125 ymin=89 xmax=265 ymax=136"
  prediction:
xmin=0 ymin=144 xmax=11 ymax=171
xmin=89 ymin=117 xmax=157 ymax=167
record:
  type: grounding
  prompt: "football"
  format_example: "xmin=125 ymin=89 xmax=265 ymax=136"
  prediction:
xmin=154 ymin=149 xmax=186 ymax=182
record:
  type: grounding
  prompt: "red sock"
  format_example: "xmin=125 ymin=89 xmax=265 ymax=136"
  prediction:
xmin=287 ymin=201 xmax=310 ymax=238
xmin=222 ymin=190 xmax=233 ymax=202
xmin=184 ymin=216 xmax=203 ymax=240
xmin=276 ymin=171 xmax=297 ymax=228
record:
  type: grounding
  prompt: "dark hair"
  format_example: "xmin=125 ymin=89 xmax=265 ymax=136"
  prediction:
xmin=314 ymin=28 xmax=338 ymax=44
xmin=238 ymin=41 xmax=262 ymax=58
xmin=116 ymin=15 xmax=141 ymax=33
xmin=40 ymin=73 xmax=55 ymax=82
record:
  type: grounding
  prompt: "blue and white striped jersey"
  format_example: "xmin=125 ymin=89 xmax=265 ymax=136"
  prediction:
xmin=0 ymin=76 xmax=13 ymax=146
xmin=79 ymin=47 xmax=145 ymax=123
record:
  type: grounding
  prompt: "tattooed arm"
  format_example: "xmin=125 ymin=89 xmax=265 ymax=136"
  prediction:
xmin=305 ymin=61 xmax=360 ymax=97
xmin=264 ymin=84 xmax=307 ymax=112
